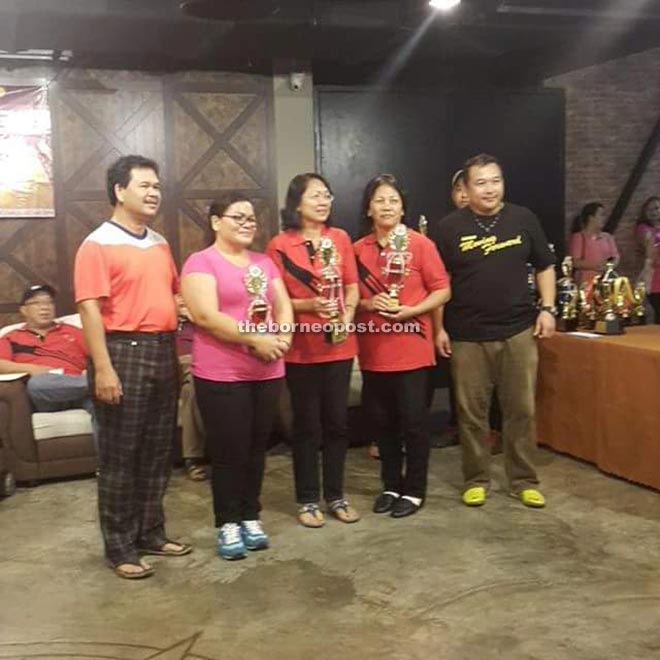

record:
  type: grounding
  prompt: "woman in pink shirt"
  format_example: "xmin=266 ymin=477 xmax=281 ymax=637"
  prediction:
xmin=181 ymin=193 xmax=293 ymax=561
xmin=568 ymin=202 xmax=620 ymax=285
xmin=636 ymin=196 xmax=660 ymax=323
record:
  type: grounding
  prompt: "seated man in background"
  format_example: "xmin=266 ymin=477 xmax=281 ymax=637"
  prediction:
xmin=0 ymin=284 xmax=92 ymax=416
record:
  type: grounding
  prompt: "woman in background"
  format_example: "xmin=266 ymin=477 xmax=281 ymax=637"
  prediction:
xmin=636 ymin=196 xmax=660 ymax=322
xmin=568 ymin=202 xmax=620 ymax=285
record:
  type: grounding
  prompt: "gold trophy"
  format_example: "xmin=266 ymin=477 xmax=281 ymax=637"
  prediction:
xmin=244 ymin=264 xmax=270 ymax=329
xmin=592 ymin=260 xmax=623 ymax=334
xmin=382 ymin=224 xmax=411 ymax=310
xmin=556 ymin=256 xmax=579 ymax=332
xmin=418 ymin=214 xmax=428 ymax=236
xmin=577 ymin=282 xmax=596 ymax=330
xmin=317 ymin=237 xmax=347 ymax=344
xmin=631 ymin=281 xmax=647 ymax=326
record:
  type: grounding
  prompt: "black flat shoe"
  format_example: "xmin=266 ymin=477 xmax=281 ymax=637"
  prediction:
xmin=373 ymin=493 xmax=399 ymax=514
xmin=390 ymin=498 xmax=423 ymax=518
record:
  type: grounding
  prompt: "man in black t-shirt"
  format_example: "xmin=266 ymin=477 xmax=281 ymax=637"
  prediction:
xmin=432 ymin=153 xmax=556 ymax=509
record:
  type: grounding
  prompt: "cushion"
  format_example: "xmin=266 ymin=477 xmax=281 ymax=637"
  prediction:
xmin=32 ymin=409 xmax=93 ymax=441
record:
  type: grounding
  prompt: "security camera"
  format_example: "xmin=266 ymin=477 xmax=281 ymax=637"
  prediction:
xmin=289 ymin=72 xmax=305 ymax=91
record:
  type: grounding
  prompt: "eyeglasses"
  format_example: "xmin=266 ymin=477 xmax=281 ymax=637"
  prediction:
xmin=304 ymin=192 xmax=334 ymax=202
xmin=222 ymin=213 xmax=258 ymax=227
xmin=24 ymin=300 xmax=55 ymax=307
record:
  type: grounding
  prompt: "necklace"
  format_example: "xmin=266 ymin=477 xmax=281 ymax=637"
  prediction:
xmin=473 ymin=213 xmax=500 ymax=233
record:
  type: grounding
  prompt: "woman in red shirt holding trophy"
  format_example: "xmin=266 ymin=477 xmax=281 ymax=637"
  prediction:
xmin=267 ymin=173 xmax=361 ymax=528
xmin=354 ymin=174 xmax=450 ymax=518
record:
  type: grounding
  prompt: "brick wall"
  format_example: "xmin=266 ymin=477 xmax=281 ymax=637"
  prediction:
xmin=546 ymin=47 xmax=660 ymax=278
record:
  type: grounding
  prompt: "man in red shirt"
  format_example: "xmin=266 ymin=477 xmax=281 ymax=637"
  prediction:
xmin=74 ymin=154 xmax=191 ymax=580
xmin=0 ymin=284 xmax=91 ymax=414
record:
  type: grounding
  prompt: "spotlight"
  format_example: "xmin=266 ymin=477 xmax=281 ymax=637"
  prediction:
xmin=429 ymin=0 xmax=461 ymax=10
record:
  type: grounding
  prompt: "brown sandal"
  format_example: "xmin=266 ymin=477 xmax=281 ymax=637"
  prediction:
xmin=137 ymin=540 xmax=193 ymax=556
xmin=109 ymin=560 xmax=154 ymax=580
xmin=327 ymin=499 xmax=361 ymax=524
xmin=297 ymin=503 xmax=325 ymax=528
xmin=185 ymin=461 xmax=208 ymax=481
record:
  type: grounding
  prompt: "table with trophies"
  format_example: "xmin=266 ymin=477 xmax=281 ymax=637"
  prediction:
xmin=536 ymin=257 xmax=660 ymax=490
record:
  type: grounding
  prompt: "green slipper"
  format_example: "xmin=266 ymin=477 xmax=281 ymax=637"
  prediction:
xmin=462 ymin=486 xmax=487 ymax=507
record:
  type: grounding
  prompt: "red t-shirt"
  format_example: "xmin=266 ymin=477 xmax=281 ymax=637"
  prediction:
xmin=353 ymin=229 xmax=449 ymax=372
xmin=266 ymin=226 xmax=358 ymax=364
xmin=74 ymin=221 xmax=178 ymax=332
xmin=0 ymin=324 xmax=87 ymax=375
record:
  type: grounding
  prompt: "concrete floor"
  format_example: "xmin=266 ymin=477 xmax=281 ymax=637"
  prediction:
xmin=1 ymin=446 xmax=660 ymax=660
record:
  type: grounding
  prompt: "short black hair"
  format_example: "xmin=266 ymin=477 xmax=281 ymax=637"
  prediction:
xmin=359 ymin=174 xmax=407 ymax=237
xmin=106 ymin=155 xmax=160 ymax=206
xmin=280 ymin=173 xmax=333 ymax=231
xmin=463 ymin=154 xmax=502 ymax=184
xmin=571 ymin=201 xmax=603 ymax=233
xmin=207 ymin=192 xmax=254 ymax=245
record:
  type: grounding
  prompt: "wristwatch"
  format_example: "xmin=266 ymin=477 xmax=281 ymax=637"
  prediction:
xmin=539 ymin=305 xmax=558 ymax=316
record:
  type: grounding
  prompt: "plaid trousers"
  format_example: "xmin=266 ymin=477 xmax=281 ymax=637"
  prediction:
xmin=92 ymin=334 xmax=178 ymax=566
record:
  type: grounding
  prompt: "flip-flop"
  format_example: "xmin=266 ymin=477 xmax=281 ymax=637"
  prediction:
xmin=186 ymin=463 xmax=207 ymax=481
xmin=109 ymin=560 xmax=154 ymax=580
xmin=137 ymin=540 xmax=193 ymax=556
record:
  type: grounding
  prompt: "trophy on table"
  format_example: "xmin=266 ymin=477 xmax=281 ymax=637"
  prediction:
xmin=244 ymin=264 xmax=271 ymax=329
xmin=631 ymin=281 xmax=647 ymax=326
xmin=592 ymin=259 xmax=624 ymax=335
xmin=317 ymin=236 xmax=347 ymax=344
xmin=577 ymin=282 xmax=596 ymax=330
xmin=556 ymin=256 xmax=579 ymax=332
xmin=382 ymin=224 xmax=412 ymax=310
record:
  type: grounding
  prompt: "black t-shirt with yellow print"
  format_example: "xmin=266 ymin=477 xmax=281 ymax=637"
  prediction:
xmin=432 ymin=203 xmax=556 ymax=342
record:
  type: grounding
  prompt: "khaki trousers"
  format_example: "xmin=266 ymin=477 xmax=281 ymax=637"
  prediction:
xmin=451 ymin=327 xmax=540 ymax=493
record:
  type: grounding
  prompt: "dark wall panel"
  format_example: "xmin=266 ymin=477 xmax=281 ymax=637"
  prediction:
xmin=317 ymin=87 xmax=565 ymax=252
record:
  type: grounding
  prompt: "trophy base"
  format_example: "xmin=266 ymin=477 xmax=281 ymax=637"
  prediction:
xmin=557 ymin=317 xmax=578 ymax=332
xmin=593 ymin=318 xmax=624 ymax=335
xmin=630 ymin=315 xmax=647 ymax=326
xmin=325 ymin=328 xmax=347 ymax=345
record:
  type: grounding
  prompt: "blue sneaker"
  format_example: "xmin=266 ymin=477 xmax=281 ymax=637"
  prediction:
xmin=240 ymin=520 xmax=269 ymax=551
xmin=217 ymin=523 xmax=247 ymax=560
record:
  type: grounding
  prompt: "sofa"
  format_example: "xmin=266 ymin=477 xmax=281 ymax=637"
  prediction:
xmin=0 ymin=314 xmax=97 ymax=484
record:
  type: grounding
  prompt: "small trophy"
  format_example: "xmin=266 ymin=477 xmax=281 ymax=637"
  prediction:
xmin=577 ymin=282 xmax=596 ymax=330
xmin=594 ymin=272 xmax=623 ymax=335
xmin=317 ymin=237 xmax=347 ymax=344
xmin=418 ymin=214 xmax=428 ymax=236
xmin=556 ymin=256 xmax=578 ymax=332
xmin=244 ymin=264 xmax=270 ymax=329
xmin=382 ymin=224 xmax=411 ymax=310
xmin=631 ymin=281 xmax=647 ymax=326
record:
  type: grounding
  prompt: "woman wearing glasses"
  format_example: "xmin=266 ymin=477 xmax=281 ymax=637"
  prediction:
xmin=181 ymin=193 xmax=293 ymax=560
xmin=354 ymin=174 xmax=450 ymax=518
xmin=266 ymin=173 xmax=360 ymax=528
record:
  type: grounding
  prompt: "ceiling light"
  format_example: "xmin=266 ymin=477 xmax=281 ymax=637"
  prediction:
xmin=429 ymin=0 xmax=461 ymax=10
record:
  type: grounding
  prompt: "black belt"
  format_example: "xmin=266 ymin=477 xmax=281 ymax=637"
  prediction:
xmin=106 ymin=331 xmax=175 ymax=343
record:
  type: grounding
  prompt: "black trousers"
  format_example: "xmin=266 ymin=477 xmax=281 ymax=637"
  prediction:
xmin=362 ymin=368 xmax=431 ymax=499
xmin=195 ymin=377 xmax=283 ymax=527
xmin=650 ymin=293 xmax=660 ymax=324
xmin=285 ymin=359 xmax=353 ymax=504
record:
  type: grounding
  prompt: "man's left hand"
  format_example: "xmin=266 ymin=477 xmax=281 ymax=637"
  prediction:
xmin=534 ymin=311 xmax=556 ymax=339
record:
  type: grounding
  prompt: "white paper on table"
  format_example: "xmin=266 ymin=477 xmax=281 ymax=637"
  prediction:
xmin=566 ymin=331 xmax=603 ymax=339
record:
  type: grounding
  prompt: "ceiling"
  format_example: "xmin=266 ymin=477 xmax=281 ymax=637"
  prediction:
xmin=1 ymin=0 xmax=660 ymax=85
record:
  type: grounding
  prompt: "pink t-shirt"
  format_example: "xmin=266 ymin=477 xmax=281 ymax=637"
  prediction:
xmin=568 ymin=231 xmax=619 ymax=285
xmin=181 ymin=246 xmax=284 ymax=383
xmin=636 ymin=224 xmax=660 ymax=293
